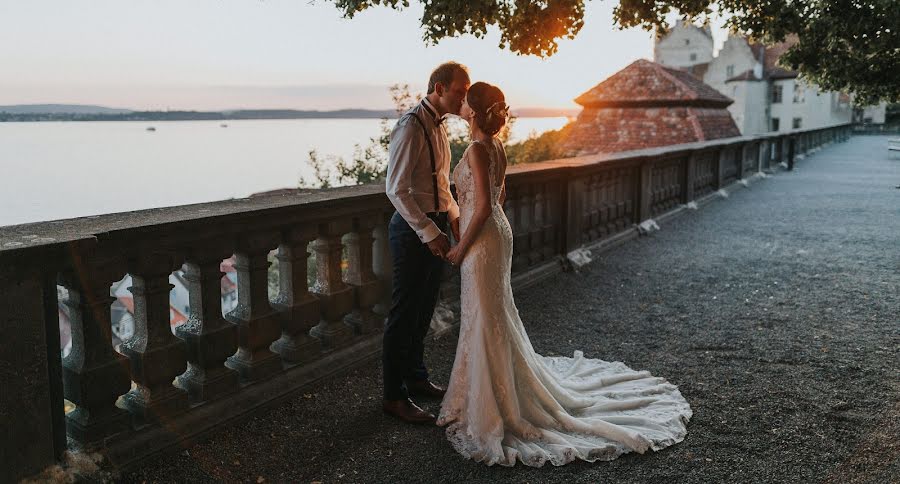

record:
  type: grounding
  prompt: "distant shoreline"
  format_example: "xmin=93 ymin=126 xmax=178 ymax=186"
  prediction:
xmin=0 ymin=107 xmax=578 ymax=122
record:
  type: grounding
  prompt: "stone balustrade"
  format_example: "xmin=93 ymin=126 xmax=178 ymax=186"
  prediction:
xmin=0 ymin=124 xmax=851 ymax=482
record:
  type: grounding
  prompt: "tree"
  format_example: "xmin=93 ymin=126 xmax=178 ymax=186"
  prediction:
xmin=324 ymin=0 xmax=899 ymax=104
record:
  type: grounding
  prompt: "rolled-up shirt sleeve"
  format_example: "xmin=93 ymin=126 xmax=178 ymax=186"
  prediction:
xmin=386 ymin=120 xmax=442 ymax=243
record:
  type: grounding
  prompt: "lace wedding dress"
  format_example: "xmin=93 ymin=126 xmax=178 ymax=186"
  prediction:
xmin=437 ymin=139 xmax=692 ymax=467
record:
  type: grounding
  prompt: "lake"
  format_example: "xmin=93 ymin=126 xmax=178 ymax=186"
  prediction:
xmin=0 ymin=117 xmax=569 ymax=227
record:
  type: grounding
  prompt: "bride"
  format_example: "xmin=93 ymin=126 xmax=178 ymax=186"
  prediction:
xmin=439 ymin=82 xmax=692 ymax=467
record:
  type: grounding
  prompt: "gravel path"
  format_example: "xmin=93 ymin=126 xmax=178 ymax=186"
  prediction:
xmin=120 ymin=136 xmax=899 ymax=484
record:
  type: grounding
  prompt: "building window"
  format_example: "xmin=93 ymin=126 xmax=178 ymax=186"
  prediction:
xmin=726 ymin=65 xmax=735 ymax=78
xmin=772 ymin=85 xmax=783 ymax=103
xmin=771 ymin=118 xmax=780 ymax=131
xmin=793 ymin=83 xmax=805 ymax=103
xmin=792 ymin=118 xmax=802 ymax=129
xmin=685 ymin=39 xmax=690 ymax=45
xmin=690 ymin=53 xmax=697 ymax=61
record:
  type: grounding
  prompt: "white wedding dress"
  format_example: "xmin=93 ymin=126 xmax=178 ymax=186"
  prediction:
xmin=437 ymin=139 xmax=692 ymax=467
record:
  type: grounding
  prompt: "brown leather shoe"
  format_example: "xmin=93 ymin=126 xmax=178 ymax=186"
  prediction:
xmin=382 ymin=398 xmax=436 ymax=424
xmin=406 ymin=380 xmax=446 ymax=399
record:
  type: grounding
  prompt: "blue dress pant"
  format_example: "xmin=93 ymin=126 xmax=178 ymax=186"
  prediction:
xmin=383 ymin=210 xmax=447 ymax=400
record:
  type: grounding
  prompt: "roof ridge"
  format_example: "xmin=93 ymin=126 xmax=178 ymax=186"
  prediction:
xmin=656 ymin=64 xmax=698 ymax=101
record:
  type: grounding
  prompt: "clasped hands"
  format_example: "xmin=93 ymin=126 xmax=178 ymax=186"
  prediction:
xmin=427 ymin=220 xmax=464 ymax=266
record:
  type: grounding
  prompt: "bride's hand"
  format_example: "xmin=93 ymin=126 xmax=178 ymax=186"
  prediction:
xmin=446 ymin=245 xmax=465 ymax=266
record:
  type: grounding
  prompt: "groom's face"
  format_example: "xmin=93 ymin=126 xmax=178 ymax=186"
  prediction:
xmin=438 ymin=73 xmax=470 ymax=116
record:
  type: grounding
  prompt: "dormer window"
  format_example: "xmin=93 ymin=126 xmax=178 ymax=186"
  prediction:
xmin=726 ymin=65 xmax=735 ymax=78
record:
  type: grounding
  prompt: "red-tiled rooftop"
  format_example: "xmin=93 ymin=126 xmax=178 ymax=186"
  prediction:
xmin=564 ymin=59 xmax=740 ymax=156
xmin=763 ymin=36 xmax=799 ymax=79
xmin=574 ymin=59 xmax=733 ymax=108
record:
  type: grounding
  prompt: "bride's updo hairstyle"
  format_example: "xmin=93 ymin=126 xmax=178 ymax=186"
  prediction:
xmin=467 ymin=82 xmax=509 ymax=137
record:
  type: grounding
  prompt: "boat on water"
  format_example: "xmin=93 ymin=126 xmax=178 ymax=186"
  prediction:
xmin=146 ymin=126 xmax=156 ymax=132
xmin=220 ymin=123 xmax=228 ymax=128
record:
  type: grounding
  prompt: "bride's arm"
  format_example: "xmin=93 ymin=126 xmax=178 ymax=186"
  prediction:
xmin=446 ymin=143 xmax=493 ymax=265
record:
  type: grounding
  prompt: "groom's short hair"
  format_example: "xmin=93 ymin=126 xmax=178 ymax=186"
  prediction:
xmin=427 ymin=62 xmax=469 ymax=94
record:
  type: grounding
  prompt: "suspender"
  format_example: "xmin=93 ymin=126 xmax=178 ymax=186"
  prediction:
xmin=407 ymin=113 xmax=441 ymax=213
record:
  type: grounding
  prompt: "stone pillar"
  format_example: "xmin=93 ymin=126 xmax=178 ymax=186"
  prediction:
xmin=225 ymin=234 xmax=283 ymax=381
xmin=120 ymin=252 xmax=189 ymax=422
xmin=372 ymin=212 xmax=393 ymax=317
xmin=343 ymin=214 xmax=382 ymax=334
xmin=271 ymin=227 xmax=322 ymax=363
xmin=638 ymin=159 xmax=654 ymax=223
xmin=582 ymin=176 xmax=609 ymax=241
xmin=684 ymin=152 xmax=698 ymax=203
xmin=529 ymin=190 xmax=544 ymax=264
xmin=175 ymin=246 xmax=240 ymax=402
xmin=759 ymin=140 xmax=771 ymax=171
xmin=513 ymin=187 xmax=532 ymax=272
xmin=0 ymin=268 xmax=62 ymax=483
xmin=309 ymin=220 xmax=355 ymax=348
xmin=59 ymin=255 xmax=132 ymax=444
xmin=715 ymin=148 xmax=729 ymax=189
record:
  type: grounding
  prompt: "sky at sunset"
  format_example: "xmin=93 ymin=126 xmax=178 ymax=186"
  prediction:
xmin=0 ymin=0 xmax=728 ymax=111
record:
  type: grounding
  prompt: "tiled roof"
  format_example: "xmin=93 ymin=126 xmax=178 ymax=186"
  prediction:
xmin=562 ymin=106 xmax=740 ymax=155
xmin=683 ymin=62 xmax=710 ymax=80
xmin=767 ymin=67 xmax=798 ymax=80
xmin=575 ymin=59 xmax=733 ymax=108
xmin=763 ymin=36 xmax=799 ymax=78
xmin=564 ymin=59 xmax=739 ymax=156
xmin=117 ymin=295 xmax=135 ymax=313
xmin=749 ymin=42 xmax=766 ymax=64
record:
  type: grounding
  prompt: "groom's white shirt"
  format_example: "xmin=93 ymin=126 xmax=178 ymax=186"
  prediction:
xmin=386 ymin=98 xmax=460 ymax=243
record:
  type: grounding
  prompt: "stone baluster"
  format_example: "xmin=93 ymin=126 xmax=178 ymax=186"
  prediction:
xmin=120 ymin=251 xmax=189 ymax=422
xmin=58 ymin=252 xmax=131 ymax=444
xmin=225 ymin=234 xmax=283 ymax=381
xmin=309 ymin=219 xmax=355 ymax=348
xmin=175 ymin=244 xmax=240 ymax=402
xmin=343 ymin=214 xmax=382 ymax=334
xmin=271 ymin=226 xmax=323 ymax=363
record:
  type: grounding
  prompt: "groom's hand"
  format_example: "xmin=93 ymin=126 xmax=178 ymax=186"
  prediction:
xmin=426 ymin=233 xmax=450 ymax=259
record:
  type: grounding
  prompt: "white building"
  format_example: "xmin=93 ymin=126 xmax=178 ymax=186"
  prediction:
xmin=654 ymin=25 xmax=859 ymax=135
xmin=654 ymin=21 xmax=714 ymax=69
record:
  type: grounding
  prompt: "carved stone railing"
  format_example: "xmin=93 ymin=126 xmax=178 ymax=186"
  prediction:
xmin=0 ymin=123 xmax=851 ymax=482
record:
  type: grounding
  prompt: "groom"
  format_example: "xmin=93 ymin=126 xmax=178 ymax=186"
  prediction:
xmin=382 ymin=62 xmax=470 ymax=423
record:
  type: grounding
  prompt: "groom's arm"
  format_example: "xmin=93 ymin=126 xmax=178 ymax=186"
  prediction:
xmin=386 ymin=120 xmax=443 ymax=244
